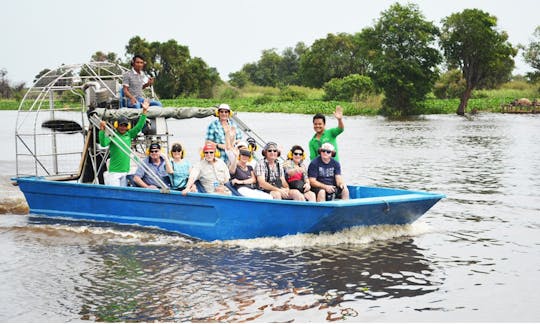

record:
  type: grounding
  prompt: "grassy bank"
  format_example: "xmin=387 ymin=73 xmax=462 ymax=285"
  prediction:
xmin=2 ymin=82 xmax=538 ymax=114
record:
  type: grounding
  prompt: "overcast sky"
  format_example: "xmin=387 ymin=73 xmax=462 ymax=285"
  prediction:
xmin=2 ymin=0 xmax=539 ymax=85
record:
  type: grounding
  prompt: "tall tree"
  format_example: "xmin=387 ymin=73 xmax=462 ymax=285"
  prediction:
xmin=364 ymin=3 xmax=441 ymax=116
xmin=440 ymin=9 xmax=517 ymax=115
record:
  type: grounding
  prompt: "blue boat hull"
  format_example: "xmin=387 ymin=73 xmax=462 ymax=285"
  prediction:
xmin=15 ymin=177 xmax=444 ymax=241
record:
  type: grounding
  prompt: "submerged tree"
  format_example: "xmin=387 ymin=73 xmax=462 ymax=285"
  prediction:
xmin=440 ymin=9 xmax=516 ymax=115
xmin=363 ymin=3 xmax=441 ymax=116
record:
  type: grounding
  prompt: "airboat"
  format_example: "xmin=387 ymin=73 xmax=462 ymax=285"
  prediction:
xmin=12 ymin=62 xmax=444 ymax=241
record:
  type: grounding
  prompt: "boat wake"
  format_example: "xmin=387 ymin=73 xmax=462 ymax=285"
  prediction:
xmin=216 ymin=222 xmax=433 ymax=249
xmin=4 ymin=214 xmax=432 ymax=249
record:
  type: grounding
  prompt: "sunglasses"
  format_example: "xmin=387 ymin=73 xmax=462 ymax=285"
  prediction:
xmin=267 ymin=149 xmax=278 ymax=153
xmin=171 ymin=150 xmax=182 ymax=153
xmin=150 ymin=150 xmax=160 ymax=153
xmin=204 ymin=151 xmax=215 ymax=154
xmin=218 ymin=110 xmax=230 ymax=113
xmin=321 ymin=149 xmax=333 ymax=154
xmin=293 ymin=152 xmax=303 ymax=156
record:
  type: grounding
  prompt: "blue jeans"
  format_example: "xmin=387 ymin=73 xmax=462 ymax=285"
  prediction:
xmin=127 ymin=97 xmax=162 ymax=109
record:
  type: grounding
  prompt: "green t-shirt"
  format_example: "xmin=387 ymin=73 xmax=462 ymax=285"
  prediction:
xmin=309 ymin=126 xmax=344 ymax=161
xmin=98 ymin=114 xmax=147 ymax=173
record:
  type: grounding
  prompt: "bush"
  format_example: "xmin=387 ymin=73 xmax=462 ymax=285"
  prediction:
xmin=433 ymin=69 xmax=466 ymax=99
xmin=278 ymin=86 xmax=307 ymax=101
xmin=323 ymin=74 xmax=374 ymax=101
xmin=253 ymin=95 xmax=274 ymax=105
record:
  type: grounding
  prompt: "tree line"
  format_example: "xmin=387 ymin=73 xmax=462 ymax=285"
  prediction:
xmin=2 ymin=3 xmax=540 ymax=116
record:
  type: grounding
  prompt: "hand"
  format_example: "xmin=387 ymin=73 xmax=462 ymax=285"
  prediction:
xmin=325 ymin=185 xmax=336 ymax=193
xmin=304 ymin=182 xmax=311 ymax=192
xmin=99 ymin=121 xmax=106 ymax=130
xmin=147 ymin=77 xmax=154 ymax=86
xmin=334 ymin=105 xmax=343 ymax=120
xmin=142 ymin=99 xmax=150 ymax=112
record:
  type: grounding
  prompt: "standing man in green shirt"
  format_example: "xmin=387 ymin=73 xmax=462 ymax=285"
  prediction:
xmin=309 ymin=105 xmax=344 ymax=162
xmin=99 ymin=100 xmax=149 ymax=186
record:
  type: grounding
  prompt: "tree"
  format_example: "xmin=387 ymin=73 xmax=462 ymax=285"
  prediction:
xmin=91 ymin=51 xmax=120 ymax=64
xmin=440 ymin=9 xmax=517 ymax=115
xmin=521 ymin=26 xmax=540 ymax=82
xmin=299 ymin=33 xmax=368 ymax=88
xmin=364 ymin=3 xmax=441 ymax=116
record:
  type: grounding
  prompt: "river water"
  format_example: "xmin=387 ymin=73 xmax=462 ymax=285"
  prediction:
xmin=1 ymin=111 xmax=539 ymax=322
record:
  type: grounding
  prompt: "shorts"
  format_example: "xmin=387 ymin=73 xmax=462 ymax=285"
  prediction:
xmin=311 ymin=186 xmax=343 ymax=200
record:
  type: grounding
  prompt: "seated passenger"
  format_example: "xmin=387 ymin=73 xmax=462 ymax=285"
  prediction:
xmin=123 ymin=55 xmax=162 ymax=108
xmin=181 ymin=142 xmax=231 ymax=195
xmin=283 ymin=145 xmax=316 ymax=202
xmin=308 ymin=143 xmax=349 ymax=202
xmin=167 ymin=142 xmax=191 ymax=191
xmin=230 ymin=148 xmax=273 ymax=199
xmin=255 ymin=142 xmax=304 ymax=201
xmin=132 ymin=142 xmax=171 ymax=189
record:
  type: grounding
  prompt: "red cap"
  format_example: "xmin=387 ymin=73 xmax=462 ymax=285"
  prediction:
xmin=203 ymin=142 xmax=216 ymax=152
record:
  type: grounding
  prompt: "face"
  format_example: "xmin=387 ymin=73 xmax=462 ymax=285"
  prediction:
xmin=265 ymin=147 xmax=279 ymax=161
xmin=218 ymin=109 xmax=230 ymax=120
xmin=149 ymin=148 xmax=161 ymax=160
xmin=313 ymin=118 xmax=325 ymax=134
xmin=320 ymin=148 xmax=333 ymax=161
xmin=171 ymin=150 xmax=182 ymax=159
xmin=117 ymin=123 xmax=129 ymax=134
xmin=292 ymin=150 xmax=303 ymax=162
xmin=203 ymin=150 xmax=215 ymax=161
xmin=132 ymin=58 xmax=145 ymax=72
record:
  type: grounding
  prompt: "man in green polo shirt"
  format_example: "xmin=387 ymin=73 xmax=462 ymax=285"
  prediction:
xmin=308 ymin=105 xmax=344 ymax=161
xmin=99 ymin=100 xmax=149 ymax=186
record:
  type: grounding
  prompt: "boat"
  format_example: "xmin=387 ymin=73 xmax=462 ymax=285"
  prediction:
xmin=12 ymin=62 xmax=445 ymax=241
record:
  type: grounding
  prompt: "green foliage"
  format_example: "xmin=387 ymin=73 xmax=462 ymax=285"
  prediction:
xmin=433 ymin=69 xmax=466 ymax=99
xmin=217 ymin=86 xmax=240 ymax=99
xmin=228 ymin=71 xmax=249 ymax=88
xmin=253 ymin=95 xmax=275 ymax=105
xmin=364 ymin=3 xmax=442 ymax=116
xmin=521 ymin=26 xmax=540 ymax=72
xmin=278 ymin=86 xmax=307 ymax=101
xmin=299 ymin=33 xmax=369 ymax=88
xmin=323 ymin=74 xmax=374 ymax=101
xmin=237 ymin=44 xmax=306 ymax=88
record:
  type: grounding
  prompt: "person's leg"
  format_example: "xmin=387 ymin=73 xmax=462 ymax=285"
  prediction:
xmin=288 ymin=189 xmax=305 ymax=201
xmin=304 ymin=190 xmax=316 ymax=202
xmin=126 ymin=97 xmax=142 ymax=108
xmin=149 ymin=99 xmax=162 ymax=107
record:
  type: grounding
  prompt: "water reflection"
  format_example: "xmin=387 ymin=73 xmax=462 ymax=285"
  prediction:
xmin=70 ymin=236 xmax=439 ymax=321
